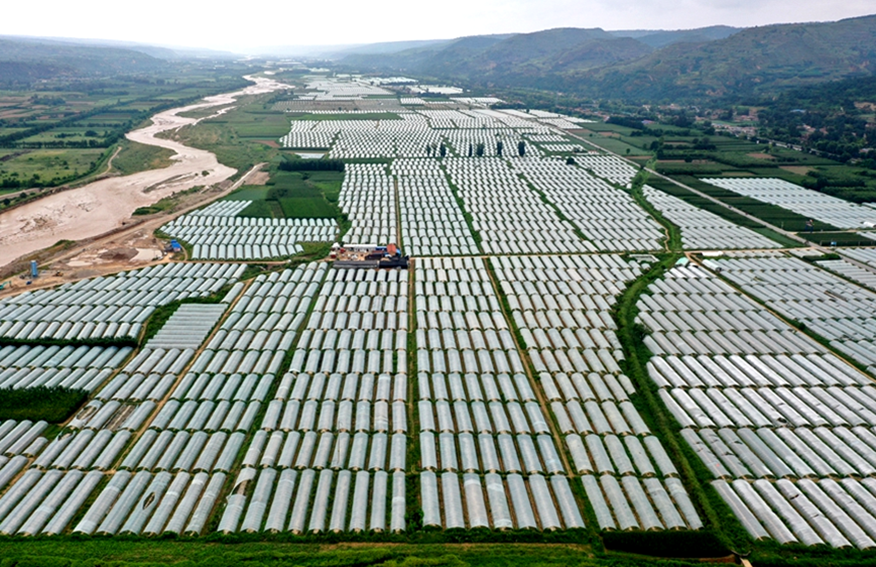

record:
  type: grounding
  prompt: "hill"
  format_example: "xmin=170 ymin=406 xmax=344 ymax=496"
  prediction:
xmin=0 ymin=36 xmax=171 ymax=86
xmin=340 ymin=28 xmax=654 ymax=87
xmin=608 ymin=25 xmax=740 ymax=48
xmin=583 ymin=14 xmax=876 ymax=100
xmin=338 ymin=16 xmax=876 ymax=100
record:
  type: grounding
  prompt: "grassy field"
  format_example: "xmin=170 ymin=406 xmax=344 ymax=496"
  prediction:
xmin=576 ymin=130 xmax=651 ymax=156
xmin=224 ymin=185 xmax=271 ymax=201
xmin=0 ymin=148 xmax=107 ymax=191
xmin=0 ymin=540 xmax=727 ymax=567
xmin=570 ymin=122 xmax=876 ymax=233
xmin=799 ymin=231 xmax=876 ymax=247
xmin=167 ymin=94 xmax=285 ymax=174
xmin=176 ymin=104 xmax=236 ymax=120
xmin=671 ymin=175 xmax=839 ymax=232
xmin=229 ymin=170 xmax=343 ymax=220
xmin=132 ymin=185 xmax=203 ymax=216
xmin=111 ymin=140 xmax=176 ymax=176
xmin=289 ymin=112 xmax=401 ymax=121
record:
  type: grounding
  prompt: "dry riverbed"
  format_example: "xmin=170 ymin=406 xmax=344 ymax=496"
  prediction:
xmin=0 ymin=75 xmax=289 ymax=269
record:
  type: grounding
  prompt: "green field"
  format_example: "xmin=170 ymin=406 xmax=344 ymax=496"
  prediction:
xmin=646 ymin=177 xmax=808 ymax=244
xmin=224 ymin=185 xmax=271 ymax=201
xmin=228 ymin=170 xmax=343 ymax=221
xmin=0 ymin=147 xmax=107 ymax=189
xmin=111 ymin=140 xmax=176 ymax=177
xmin=0 ymin=540 xmax=733 ymax=567
xmin=573 ymin=122 xmax=876 ymax=204
xmin=799 ymin=231 xmax=876 ymax=247
xmin=289 ymin=112 xmax=401 ymax=121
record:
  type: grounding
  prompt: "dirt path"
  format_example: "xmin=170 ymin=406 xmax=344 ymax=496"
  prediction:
xmin=0 ymin=75 xmax=290 ymax=269
xmin=103 ymin=146 xmax=122 ymax=176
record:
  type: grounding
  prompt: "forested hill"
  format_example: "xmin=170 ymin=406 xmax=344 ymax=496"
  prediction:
xmin=339 ymin=15 xmax=876 ymax=101
xmin=0 ymin=37 xmax=169 ymax=86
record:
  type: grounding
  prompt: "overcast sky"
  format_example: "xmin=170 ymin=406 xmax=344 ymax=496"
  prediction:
xmin=3 ymin=0 xmax=875 ymax=52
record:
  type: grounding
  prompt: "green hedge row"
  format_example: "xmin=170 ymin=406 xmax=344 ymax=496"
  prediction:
xmin=0 ymin=385 xmax=88 ymax=422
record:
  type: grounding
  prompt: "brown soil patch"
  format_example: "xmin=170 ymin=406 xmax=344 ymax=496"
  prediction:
xmin=258 ymin=140 xmax=280 ymax=148
xmin=99 ymin=247 xmax=139 ymax=261
xmin=781 ymin=165 xmax=813 ymax=175
xmin=247 ymin=170 xmax=270 ymax=185
xmin=747 ymin=152 xmax=775 ymax=160
xmin=600 ymin=132 xmax=621 ymax=138
xmin=0 ymin=110 xmax=30 ymax=119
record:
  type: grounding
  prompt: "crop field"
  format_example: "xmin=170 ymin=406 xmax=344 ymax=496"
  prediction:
xmin=8 ymin=77 xmax=876 ymax=567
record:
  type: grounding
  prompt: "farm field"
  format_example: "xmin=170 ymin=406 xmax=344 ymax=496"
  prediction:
xmin=6 ymin=75 xmax=876 ymax=567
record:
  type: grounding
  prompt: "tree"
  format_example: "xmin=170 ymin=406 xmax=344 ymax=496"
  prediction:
xmin=439 ymin=143 xmax=446 ymax=158
xmin=476 ymin=143 xmax=485 ymax=157
xmin=468 ymin=144 xmax=473 ymax=157
xmin=566 ymin=156 xmax=576 ymax=165
xmin=426 ymin=144 xmax=433 ymax=156
xmin=518 ymin=141 xmax=526 ymax=157
xmin=496 ymin=141 xmax=503 ymax=157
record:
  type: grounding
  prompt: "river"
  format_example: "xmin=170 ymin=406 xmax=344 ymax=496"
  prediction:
xmin=0 ymin=75 xmax=290 ymax=269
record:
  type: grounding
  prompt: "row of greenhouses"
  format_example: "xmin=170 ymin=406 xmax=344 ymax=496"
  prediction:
xmin=701 ymin=177 xmax=876 ymax=229
xmin=288 ymin=268 xmax=407 ymax=377
xmin=705 ymin=253 xmax=876 ymax=368
xmin=0 ymin=344 xmax=131 ymax=391
xmin=513 ymin=159 xmax=663 ymax=252
xmin=413 ymin=257 xmax=593 ymax=531
xmin=444 ymin=158 xmax=591 ymax=254
xmin=642 ymin=185 xmax=781 ymax=250
xmin=162 ymin=207 xmax=336 ymax=261
xmin=182 ymin=264 xmax=325 ymax=379
xmin=338 ymin=163 xmax=398 ymax=245
xmin=581 ymin=474 xmax=701 ymax=531
xmin=219 ymin=468 xmax=405 ymax=533
xmin=641 ymin=264 xmax=876 ymax=548
xmin=29 ymin=429 xmax=130 ymax=472
xmin=392 ymin=159 xmax=479 ymax=256
xmin=276 ymin=372 xmax=407 ymax=403
xmin=489 ymin=253 xmax=703 ymax=530
xmin=421 ymin=471 xmax=584 ymax=530
xmin=0 ymin=263 xmax=335 ymax=537
xmin=119 ymin=429 xmax=246 ymax=473
xmin=214 ymin=257 xmax=411 ymax=533
xmin=0 ymin=263 xmax=243 ymax=342
xmin=68 ymin=399 xmax=155 ymax=432
xmin=818 ymin=257 xmax=876 ymax=291
xmin=573 ymin=155 xmax=638 ymax=186
xmin=69 ymin=470 xmax=227 ymax=536
xmin=146 ymin=303 xmax=229 ymax=350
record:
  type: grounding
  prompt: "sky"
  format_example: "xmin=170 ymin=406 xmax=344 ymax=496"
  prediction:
xmin=2 ymin=0 xmax=876 ymax=53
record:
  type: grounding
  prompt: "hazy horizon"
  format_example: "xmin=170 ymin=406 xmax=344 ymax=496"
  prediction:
xmin=2 ymin=0 xmax=875 ymax=53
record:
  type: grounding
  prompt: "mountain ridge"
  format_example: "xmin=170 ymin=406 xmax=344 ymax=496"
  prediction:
xmin=336 ymin=15 xmax=876 ymax=100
